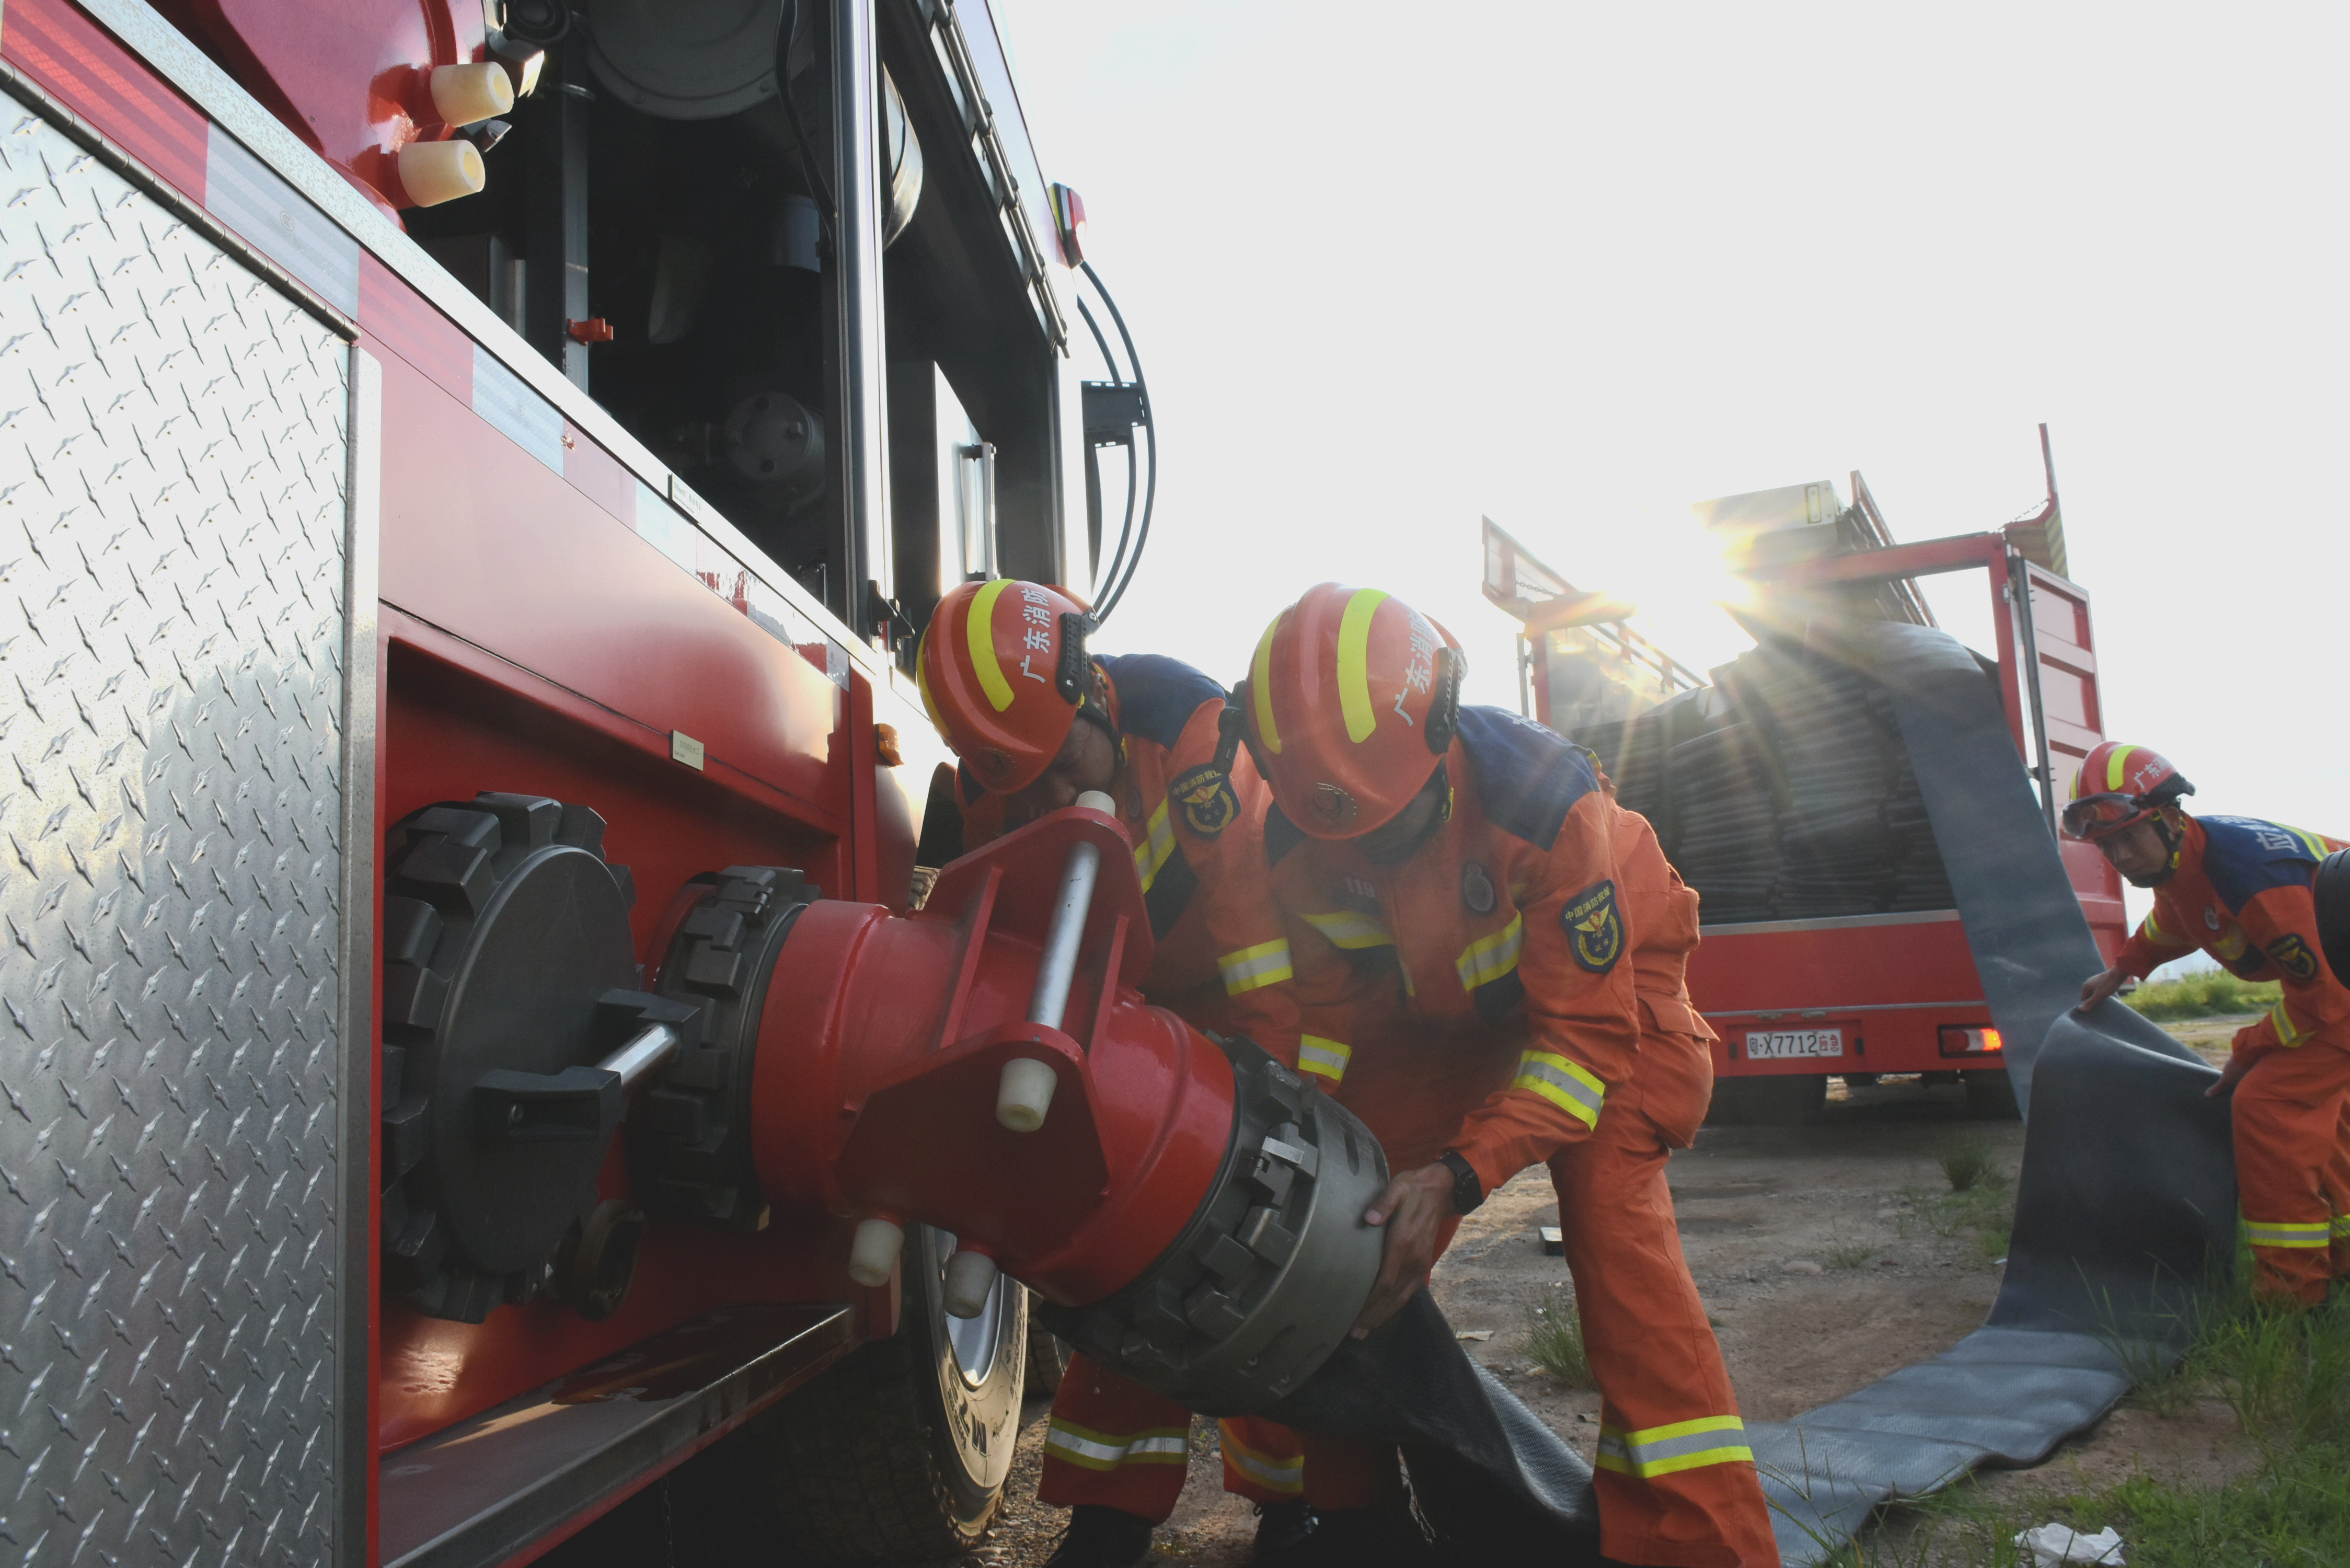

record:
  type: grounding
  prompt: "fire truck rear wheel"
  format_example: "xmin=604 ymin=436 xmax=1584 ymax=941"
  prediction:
xmin=671 ymin=1224 xmax=1025 ymax=1562
xmin=1963 ymin=1070 xmax=2022 ymax=1121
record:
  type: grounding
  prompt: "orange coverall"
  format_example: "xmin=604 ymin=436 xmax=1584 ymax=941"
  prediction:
xmin=2110 ymin=813 xmax=2350 ymax=1303
xmin=961 ymin=654 xmax=1309 ymax=1519
xmin=1225 ymin=707 xmax=1777 ymax=1567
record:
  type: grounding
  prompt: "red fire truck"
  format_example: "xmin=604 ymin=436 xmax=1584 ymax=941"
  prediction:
xmin=0 ymin=4 xmax=1396 ymax=1567
xmin=1484 ymin=449 xmax=2126 ymax=1123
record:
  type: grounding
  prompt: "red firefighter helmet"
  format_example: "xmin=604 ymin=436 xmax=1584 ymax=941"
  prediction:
xmin=1240 ymin=584 xmax=1465 ymax=840
xmin=917 ymin=579 xmax=1093 ymax=794
xmin=2061 ymin=741 xmax=2195 ymax=841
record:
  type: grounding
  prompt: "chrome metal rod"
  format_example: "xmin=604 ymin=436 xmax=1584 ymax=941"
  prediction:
xmin=1027 ymin=840 xmax=1102 ymax=1032
xmin=598 ymin=1022 xmax=682 ymax=1093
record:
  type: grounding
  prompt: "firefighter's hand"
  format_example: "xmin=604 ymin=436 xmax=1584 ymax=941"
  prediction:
xmin=2205 ymin=1050 xmax=2254 ymax=1100
xmin=2075 ymin=966 xmax=2130 ymax=1014
xmin=1353 ymin=1165 xmax=1454 ymax=1338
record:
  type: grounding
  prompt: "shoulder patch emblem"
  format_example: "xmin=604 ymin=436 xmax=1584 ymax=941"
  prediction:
xmin=1461 ymin=860 xmax=1496 ymax=916
xmin=2266 ymin=933 xmax=2321 ymax=984
xmin=1170 ymin=764 xmax=1237 ymax=838
xmin=1562 ymin=879 xmax=1623 ymax=974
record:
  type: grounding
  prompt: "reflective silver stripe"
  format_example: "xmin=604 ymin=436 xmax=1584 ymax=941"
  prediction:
xmin=1455 ymin=913 xmax=1525 ymax=991
xmin=1298 ymin=1036 xmax=1351 ymax=1083
xmin=1594 ymin=1416 xmax=1751 ymax=1479
xmin=1513 ymin=1050 xmax=1605 ymax=1128
xmin=1299 ymin=908 xmax=1393 ymax=949
xmin=1219 ymin=939 xmax=1294 ymax=994
xmin=1221 ymin=1439 xmax=1304 ymax=1492
xmin=1132 ymin=799 xmax=1176 ymax=892
xmin=1044 ymin=1420 xmax=1190 ymax=1470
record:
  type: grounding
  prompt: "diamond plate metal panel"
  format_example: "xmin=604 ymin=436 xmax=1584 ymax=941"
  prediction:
xmin=0 ymin=99 xmax=350 ymax=1567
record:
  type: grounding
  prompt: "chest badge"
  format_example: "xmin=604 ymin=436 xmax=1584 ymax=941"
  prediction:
xmin=1461 ymin=860 xmax=1496 ymax=916
xmin=2205 ymin=905 xmax=2220 ymax=931
xmin=1169 ymin=764 xmax=1237 ymax=838
xmin=1562 ymin=879 xmax=1623 ymax=974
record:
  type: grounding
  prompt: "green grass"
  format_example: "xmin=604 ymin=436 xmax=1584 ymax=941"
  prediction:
xmin=1523 ymin=1286 xmax=1593 ymax=1386
xmin=2122 ymin=970 xmax=2280 ymax=1021
xmin=1940 ymin=1135 xmax=2001 ymax=1192
xmin=1831 ymin=1258 xmax=2350 ymax=1566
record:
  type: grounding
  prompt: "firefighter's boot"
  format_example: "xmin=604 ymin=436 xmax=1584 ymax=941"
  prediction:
xmin=1044 ymin=1505 xmax=1156 ymax=1568
xmin=1248 ymin=1497 xmax=1315 ymax=1561
xmin=1257 ymin=1500 xmax=1435 ymax=1568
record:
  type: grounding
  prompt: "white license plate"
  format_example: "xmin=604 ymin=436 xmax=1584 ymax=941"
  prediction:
xmin=1745 ymin=1028 xmax=1844 ymax=1060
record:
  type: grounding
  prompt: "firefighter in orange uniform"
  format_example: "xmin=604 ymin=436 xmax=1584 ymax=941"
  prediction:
xmin=915 ymin=580 xmax=1312 ymax=1567
xmin=2070 ymin=742 xmax=2350 ymax=1305
xmin=1222 ymin=584 xmax=1779 ymax=1568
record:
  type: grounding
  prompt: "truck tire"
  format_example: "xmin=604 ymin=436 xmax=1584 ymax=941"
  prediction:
xmin=1706 ymin=1074 xmax=1828 ymax=1126
xmin=1963 ymin=1070 xmax=2022 ymax=1121
xmin=1025 ymin=1293 xmax=1074 ymax=1398
xmin=667 ymin=1225 xmax=1026 ymax=1563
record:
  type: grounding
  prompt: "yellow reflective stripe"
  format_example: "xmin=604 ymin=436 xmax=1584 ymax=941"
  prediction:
xmin=1251 ymin=615 xmax=1284 ymax=755
xmin=1217 ymin=1423 xmax=1304 ymax=1494
xmin=2333 ymin=1213 xmax=2350 ymax=1240
xmin=2214 ymin=927 xmax=2248 ymax=961
xmin=2140 ymin=907 xmax=2179 ymax=945
xmin=1513 ymin=1050 xmax=1605 ymax=1129
xmin=1299 ymin=908 xmax=1394 ymax=950
xmin=2105 ymin=745 xmax=2139 ymax=792
xmin=1455 ymin=914 xmax=1525 ymax=992
xmin=2282 ymin=823 xmax=2332 ymax=859
xmin=2271 ymin=997 xmax=2309 ymax=1047
xmin=1297 ymin=1036 xmax=1351 ymax=1083
xmin=1595 ymin=1416 xmax=1752 ymax=1479
xmin=1219 ymin=940 xmax=1294 ymax=995
xmin=1131 ymin=798 xmax=1176 ymax=892
xmin=1043 ymin=1419 xmax=1191 ymax=1471
xmin=2245 ymin=1220 xmax=2332 ymax=1250
xmin=1335 ymin=589 xmax=1389 ymax=743
xmin=964 ymin=578 xmax=1017 ymax=712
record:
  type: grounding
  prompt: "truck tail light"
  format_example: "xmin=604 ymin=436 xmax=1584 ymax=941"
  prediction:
xmin=1939 ymin=1026 xmax=2002 ymax=1057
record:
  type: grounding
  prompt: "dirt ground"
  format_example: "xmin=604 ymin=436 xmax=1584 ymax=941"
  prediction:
xmin=961 ymin=1023 xmax=2264 ymax=1566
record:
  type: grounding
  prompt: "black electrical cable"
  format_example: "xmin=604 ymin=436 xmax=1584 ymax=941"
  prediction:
xmin=1074 ymin=294 xmax=1142 ymax=624
xmin=775 ymin=0 xmax=837 ymax=246
xmin=1078 ymin=260 xmax=1154 ymax=628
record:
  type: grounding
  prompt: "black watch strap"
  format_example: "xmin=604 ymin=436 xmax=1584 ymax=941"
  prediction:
xmin=1436 ymin=1149 xmax=1485 ymax=1215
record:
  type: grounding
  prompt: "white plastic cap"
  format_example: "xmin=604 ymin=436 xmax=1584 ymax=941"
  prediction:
xmin=943 ymin=1249 xmax=1000 ymax=1319
xmin=846 ymin=1215 xmax=904 ymax=1288
xmin=996 ymin=1057 xmax=1058 ymax=1133
xmin=1075 ymin=790 xmax=1116 ymax=816
xmin=397 ymin=140 xmax=486 ymax=207
xmin=431 ymin=62 xmax=515 ymax=127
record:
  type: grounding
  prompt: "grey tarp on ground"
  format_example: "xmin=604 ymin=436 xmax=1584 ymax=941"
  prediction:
xmin=1744 ymin=624 xmax=2236 ymax=1565
xmin=1159 ymin=624 xmax=2238 ymax=1565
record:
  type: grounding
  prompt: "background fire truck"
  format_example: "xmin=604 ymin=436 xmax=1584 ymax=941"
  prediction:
xmin=0 ymin=2 xmax=1251 ymax=1564
xmin=1483 ymin=443 xmax=2126 ymax=1124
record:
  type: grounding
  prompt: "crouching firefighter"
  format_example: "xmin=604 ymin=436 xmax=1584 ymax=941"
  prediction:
xmin=914 ymin=580 xmax=1315 ymax=1566
xmin=1223 ymin=583 xmax=1780 ymax=1568
xmin=2070 ymin=742 xmax=2350 ymax=1305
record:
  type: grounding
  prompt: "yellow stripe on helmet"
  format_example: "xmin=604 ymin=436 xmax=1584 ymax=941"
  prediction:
xmin=2104 ymin=745 xmax=2138 ymax=792
xmin=1251 ymin=613 xmax=1285 ymax=755
xmin=966 ymin=578 xmax=1016 ymax=712
xmin=1336 ymin=589 xmax=1389 ymax=744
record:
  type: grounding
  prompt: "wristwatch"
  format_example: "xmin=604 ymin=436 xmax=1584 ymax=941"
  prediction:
xmin=1435 ymin=1149 xmax=1485 ymax=1215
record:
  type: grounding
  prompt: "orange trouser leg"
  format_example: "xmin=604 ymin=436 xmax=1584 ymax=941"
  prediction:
xmin=2326 ymin=1095 xmax=2350 ymax=1281
xmin=1038 ymin=1356 xmax=1308 ymax=1518
xmin=1550 ymin=1054 xmax=1778 ymax=1568
xmin=2232 ymin=1040 xmax=2350 ymax=1306
xmin=1218 ymin=1415 xmax=1308 ymax=1505
xmin=1037 ymin=1355 xmax=1194 ymax=1520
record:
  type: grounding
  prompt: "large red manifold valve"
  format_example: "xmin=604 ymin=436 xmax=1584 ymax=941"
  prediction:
xmin=643 ymin=800 xmax=1391 ymax=1412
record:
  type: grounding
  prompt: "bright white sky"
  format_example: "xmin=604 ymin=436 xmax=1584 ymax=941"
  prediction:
xmin=999 ymin=1 xmax=2347 ymax=937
